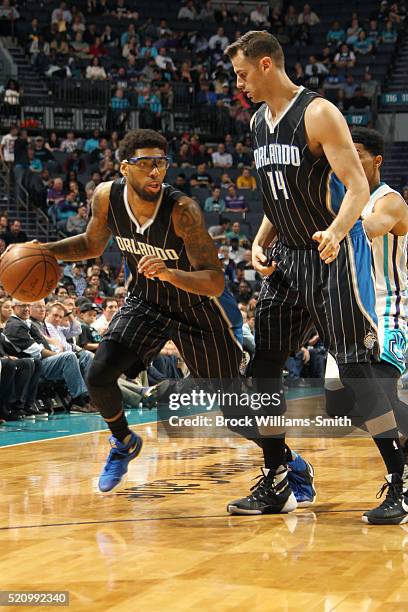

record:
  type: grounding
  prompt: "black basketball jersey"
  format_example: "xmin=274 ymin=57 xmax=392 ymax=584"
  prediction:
xmin=251 ymin=86 xmax=346 ymax=248
xmin=107 ymin=179 xmax=207 ymax=309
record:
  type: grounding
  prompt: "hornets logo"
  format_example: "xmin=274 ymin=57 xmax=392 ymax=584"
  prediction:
xmin=388 ymin=329 xmax=406 ymax=364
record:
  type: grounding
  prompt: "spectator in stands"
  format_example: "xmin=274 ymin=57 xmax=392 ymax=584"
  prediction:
xmin=0 ymin=214 xmax=8 ymax=237
xmin=305 ymin=55 xmax=328 ymax=77
xmin=334 ymin=43 xmax=356 ymax=69
xmin=209 ymin=27 xmax=229 ymax=51
xmin=204 ymin=187 xmax=226 ymax=213
xmin=226 ymin=220 xmax=248 ymax=244
xmin=343 ymin=73 xmax=358 ymax=100
xmin=111 ymin=0 xmax=139 ymax=20
xmin=47 ymin=177 xmax=66 ymax=207
xmin=237 ymin=167 xmax=257 ymax=190
xmin=138 ymin=86 xmax=162 ymax=129
xmin=70 ymin=31 xmax=91 ymax=58
xmin=172 ymin=174 xmax=189 ymax=196
xmin=323 ymin=66 xmax=345 ymax=97
xmin=69 ymin=263 xmax=87 ymax=296
xmin=219 ymin=172 xmax=234 ymax=189
xmin=87 ymin=274 xmax=105 ymax=304
xmin=284 ymin=5 xmax=298 ymax=38
xmin=346 ymin=87 xmax=371 ymax=110
xmin=236 ymin=280 xmax=253 ymax=305
xmin=382 ymin=20 xmax=398 ymax=43
xmin=229 ymin=237 xmax=246 ymax=264
xmin=292 ymin=62 xmax=306 ymax=85
xmin=139 ymin=37 xmax=158 ymax=59
xmin=367 ymin=19 xmax=381 ymax=47
xmin=298 ymin=3 xmax=320 ymax=26
xmin=320 ymin=46 xmax=335 ymax=68
xmin=27 ymin=147 xmax=43 ymax=173
xmin=66 ymin=205 xmax=88 ymax=236
xmin=12 ymin=129 xmax=29 ymax=201
xmin=111 ymin=87 xmax=130 ymax=111
xmin=354 ymin=31 xmax=374 ymax=55
xmin=327 ymin=20 xmax=346 ymax=47
xmin=219 ymin=245 xmax=237 ymax=284
xmin=77 ymin=302 xmax=102 ymax=352
xmin=3 ymin=219 xmax=28 ymax=246
xmin=155 ymin=47 xmax=176 ymax=72
xmin=86 ymin=56 xmax=107 ymax=80
xmin=198 ymin=0 xmax=215 ymax=21
xmin=22 ymin=300 xmax=95 ymax=413
xmin=0 ymin=297 xmax=12 ymax=327
xmin=250 ymin=4 xmax=270 ymax=27
xmin=45 ymin=301 xmax=93 ymax=371
xmin=190 ymin=163 xmax=213 ymax=189
xmin=177 ymin=0 xmax=198 ymax=20
xmin=212 ymin=143 xmax=233 ymax=168
xmin=0 ymin=124 xmax=17 ymax=165
xmin=50 ymin=33 xmax=70 ymax=56
xmin=101 ymin=24 xmax=118 ymax=48
xmin=361 ymin=71 xmax=379 ymax=99
xmin=232 ymin=142 xmax=252 ymax=167
xmin=197 ymin=81 xmax=217 ymax=106
xmin=60 ymin=131 xmax=81 ymax=153
xmin=208 ymin=216 xmax=230 ymax=242
xmin=0 ymin=0 xmax=20 ymax=31
xmin=71 ymin=13 xmax=86 ymax=35
xmin=225 ymin=185 xmax=247 ymax=213
xmin=45 ymin=132 xmax=60 ymax=152
xmin=51 ymin=1 xmax=72 ymax=28
xmin=346 ymin=18 xmax=363 ymax=45
xmin=92 ymin=298 xmax=119 ymax=335
xmin=122 ymin=35 xmax=138 ymax=60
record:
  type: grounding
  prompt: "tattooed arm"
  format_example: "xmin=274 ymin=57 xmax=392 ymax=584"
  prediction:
xmin=137 ymin=197 xmax=225 ymax=297
xmin=37 ymin=181 xmax=112 ymax=261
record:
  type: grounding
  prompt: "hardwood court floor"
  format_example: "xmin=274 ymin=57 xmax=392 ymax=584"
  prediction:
xmin=1 ymin=411 xmax=408 ymax=610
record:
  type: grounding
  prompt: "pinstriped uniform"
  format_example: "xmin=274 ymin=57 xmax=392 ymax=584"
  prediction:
xmin=101 ymin=179 xmax=242 ymax=378
xmin=252 ymin=87 xmax=377 ymax=364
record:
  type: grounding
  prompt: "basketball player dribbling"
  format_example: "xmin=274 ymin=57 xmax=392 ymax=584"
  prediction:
xmin=6 ymin=128 xmax=315 ymax=504
xmin=26 ymin=129 xmax=242 ymax=492
xmin=226 ymin=31 xmax=408 ymax=524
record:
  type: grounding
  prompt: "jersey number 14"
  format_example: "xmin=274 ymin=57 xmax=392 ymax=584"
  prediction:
xmin=267 ymin=171 xmax=289 ymax=200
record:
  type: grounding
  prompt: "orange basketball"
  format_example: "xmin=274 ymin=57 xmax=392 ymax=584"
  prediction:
xmin=0 ymin=243 xmax=60 ymax=302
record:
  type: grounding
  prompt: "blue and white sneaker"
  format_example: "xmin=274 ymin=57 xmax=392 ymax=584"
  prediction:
xmin=98 ymin=432 xmax=143 ymax=493
xmin=287 ymin=451 xmax=316 ymax=508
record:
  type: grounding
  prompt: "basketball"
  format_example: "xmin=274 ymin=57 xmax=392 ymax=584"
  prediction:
xmin=0 ymin=243 xmax=60 ymax=302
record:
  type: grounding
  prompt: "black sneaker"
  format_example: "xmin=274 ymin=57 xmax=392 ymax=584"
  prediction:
xmin=227 ymin=466 xmax=298 ymax=515
xmin=362 ymin=473 xmax=408 ymax=525
xmin=25 ymin=404 xmax=48 ymax=419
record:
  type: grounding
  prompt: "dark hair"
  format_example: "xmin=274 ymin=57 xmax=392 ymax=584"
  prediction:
xmin=102 ymin=297 xmax=118 ymax=309
xmin=225 ymin=31 xmax=284 ymax=68
xmin=351 ymin=127 xmax=384 ymax=157
xmin=118 ymin=129 xmax=167 ymax=161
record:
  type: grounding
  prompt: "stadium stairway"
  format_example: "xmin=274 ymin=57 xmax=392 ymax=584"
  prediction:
xmin=0 ymin=164 xmax=58 ymax=241
xmin=6 ymin=44 xmax=49 ymax=103
xmin=386 ymin=33 xmax=408 ymax=92
xmin=381 ymin=142 xmax=408 ymax=190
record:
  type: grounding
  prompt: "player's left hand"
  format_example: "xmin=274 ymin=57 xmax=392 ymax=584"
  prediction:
xmin=138 ymin=255 xmax=171 ymax=281
xmin=312 ymin=229 xmax=341 ymax=264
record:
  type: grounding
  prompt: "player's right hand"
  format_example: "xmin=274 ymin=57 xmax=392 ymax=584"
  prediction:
xmin=252 ymin=245 xmax=277 ymax=277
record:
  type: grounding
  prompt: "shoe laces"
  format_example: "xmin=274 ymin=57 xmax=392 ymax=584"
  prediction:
xmin=375 ymin=477 xmax=403 ymax=509
xmin=249 ymin=468 xmax=277 ymax=499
